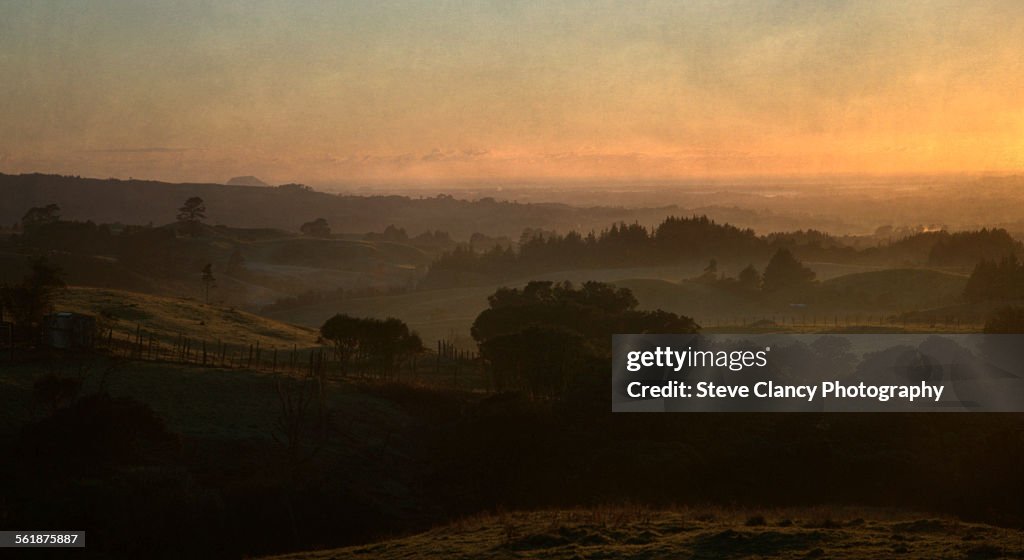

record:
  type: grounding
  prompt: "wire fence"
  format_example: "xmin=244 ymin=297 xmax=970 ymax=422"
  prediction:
xmin=87 ymin=325 xmax=489 ymax=389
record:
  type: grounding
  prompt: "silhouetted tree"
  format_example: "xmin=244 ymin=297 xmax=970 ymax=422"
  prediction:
xmin=472 ymin=281 xmax=697 ymax=397
xmin=983 ymin=306 xmax=1024 ymax=333
xmin=422 ymin=214 xmax=770 ymax=288
xmin=362 ymin=317 xmax=423 ymax=377
xmin=929 ymin=228 xmax=1022 ymax=266
xmin=320 ymin=314 xmax=363 ymax=376
xmin=177 ymin=197 xmax=206 ymax=223
xmin=300 ymin=218 xmax=331 ymax=237
xmin=21 ymin=203 xmax=61 ymax=231
xmin=964 ymin=255 xmax=1024 ymax=302
xmin=481 ymin=326 xmax=589 ymax=397
xmin=319 ymin=314 xmax=422 ymax=377
xmin=738 ymin=264 xmax=762 ymax=291
xmin=0 ymin=256 xmax=66 ymax=330
xmin=762 ymin=248 xmax=816 ymax=292
xmin=379 ymin=225 xmax=409 ymax=242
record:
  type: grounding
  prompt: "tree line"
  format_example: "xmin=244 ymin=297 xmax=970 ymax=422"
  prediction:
xmin=420 ymin=215 xmax=1024 ymax=288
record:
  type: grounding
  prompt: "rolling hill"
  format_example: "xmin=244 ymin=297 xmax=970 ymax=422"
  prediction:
xmin=0 ymin=172 xmax=683 ymax=239
xmin=820 ymin=268 xmax=968 ymax=310
xmin=265 ymin=265 xmax=975 ymax=344
xmin=263 ymin=507 xmax=1023 ymax=559
xmin=53 ymin=286 xmax=319 ymax=348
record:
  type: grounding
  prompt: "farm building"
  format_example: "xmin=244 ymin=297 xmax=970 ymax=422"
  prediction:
xmin=43 ymin=312 xmax=97 ymax=350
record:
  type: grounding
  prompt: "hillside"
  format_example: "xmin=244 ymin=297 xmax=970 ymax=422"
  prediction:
xmin=53 ymin=286 xmax=319 ymax=348
xmin=820 ymin=268 xmax=968 ymax=309
xmin=0 ymin=221 xmax=433 ymax=307
xmin=0 ymin=172 xmax=681 ymax=239
xmin=262 ymin=263 xmax=715 ymax=344
xmin=265 ymin=265 xmax=974 ymax=344
xmin=0 ymin=357 xmax=469 ymax=554
xmin=264 ymin=507 xmax=1023 ymax=559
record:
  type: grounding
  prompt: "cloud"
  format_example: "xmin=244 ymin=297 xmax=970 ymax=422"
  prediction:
xmin=80 ymin=147 xmax=190 ymax=154
xmin=421 ymin=148 xmax=492 ymax=162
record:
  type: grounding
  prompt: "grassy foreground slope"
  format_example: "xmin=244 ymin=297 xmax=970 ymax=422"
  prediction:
xmin=265 ymin=507 xmax=1022 ymax=560
xmin=54 ymin=286 xmax=319 ymax=347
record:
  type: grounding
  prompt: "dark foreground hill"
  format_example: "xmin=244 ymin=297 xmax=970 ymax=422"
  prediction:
xmin=264 ymin=507 xmax=1023 ymax=560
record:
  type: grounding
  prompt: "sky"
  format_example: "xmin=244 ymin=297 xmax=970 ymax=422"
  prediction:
xmin=1 ymin=0 xmax=1022 ymax=186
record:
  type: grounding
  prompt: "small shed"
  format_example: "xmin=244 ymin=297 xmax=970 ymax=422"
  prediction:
xmin=43 ymin=312 xmax=97 ymax=350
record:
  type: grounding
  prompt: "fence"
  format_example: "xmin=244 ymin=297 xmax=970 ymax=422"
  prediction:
xmin=92 ymin=325 xmax=487 ymax=389
xmin=14 ymin=316 xmax=990 ymax=387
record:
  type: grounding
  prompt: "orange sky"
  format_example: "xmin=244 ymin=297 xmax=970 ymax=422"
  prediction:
xmin=1 ymin=1 xmax=1022 ymax=186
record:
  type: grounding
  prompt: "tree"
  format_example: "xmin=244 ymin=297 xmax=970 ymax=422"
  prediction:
xmin=983 ymin=306 xmax=1024 ymax=333
xmin=319 ymin=314 xmax=422 ymax=377
xmin=21 ymin=204 xmax=61 ymax=231
xmin=964 ymin=255 xmax=1024 ymax=302
xmin=737 ymin=264 xmax=762 ymax=291
xmin=472 ymin=281 xmax=697 ymax=397
xmin=362 ymin=317 xmax=423 ymax=377
xmin=0 ymin=256 xmax=66 ymax=330
xmin=480 ymin=326 xmax=589 ymax=397
xmin=300 ymin=218 xmax=331 ymax=237
xmin=761 ymin=248 xmax=816 ymax=292
xmin=320 ymin=314 xmax=363 ymax=375
xmin=177 ymin=197 xmax=206 ymax=223
xmin=201 ymin=263 xmax=216 ymax=304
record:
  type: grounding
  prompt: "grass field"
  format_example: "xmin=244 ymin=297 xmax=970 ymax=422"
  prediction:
xmin=54 ymin=286 xmax=320 ymax=348
xmin=264 ymin=506 xmax=1023 ymax=559
xmin=262 ymin=284 xmax=495 ymax=346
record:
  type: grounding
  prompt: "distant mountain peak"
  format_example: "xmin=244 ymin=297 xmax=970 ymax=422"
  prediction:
xmin=226 ymin=176 xmax=269 ymax=187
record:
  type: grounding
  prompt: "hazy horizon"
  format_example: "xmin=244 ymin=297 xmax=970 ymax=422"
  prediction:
xmin=2 ymin=1 xmax=1023 ymax=186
